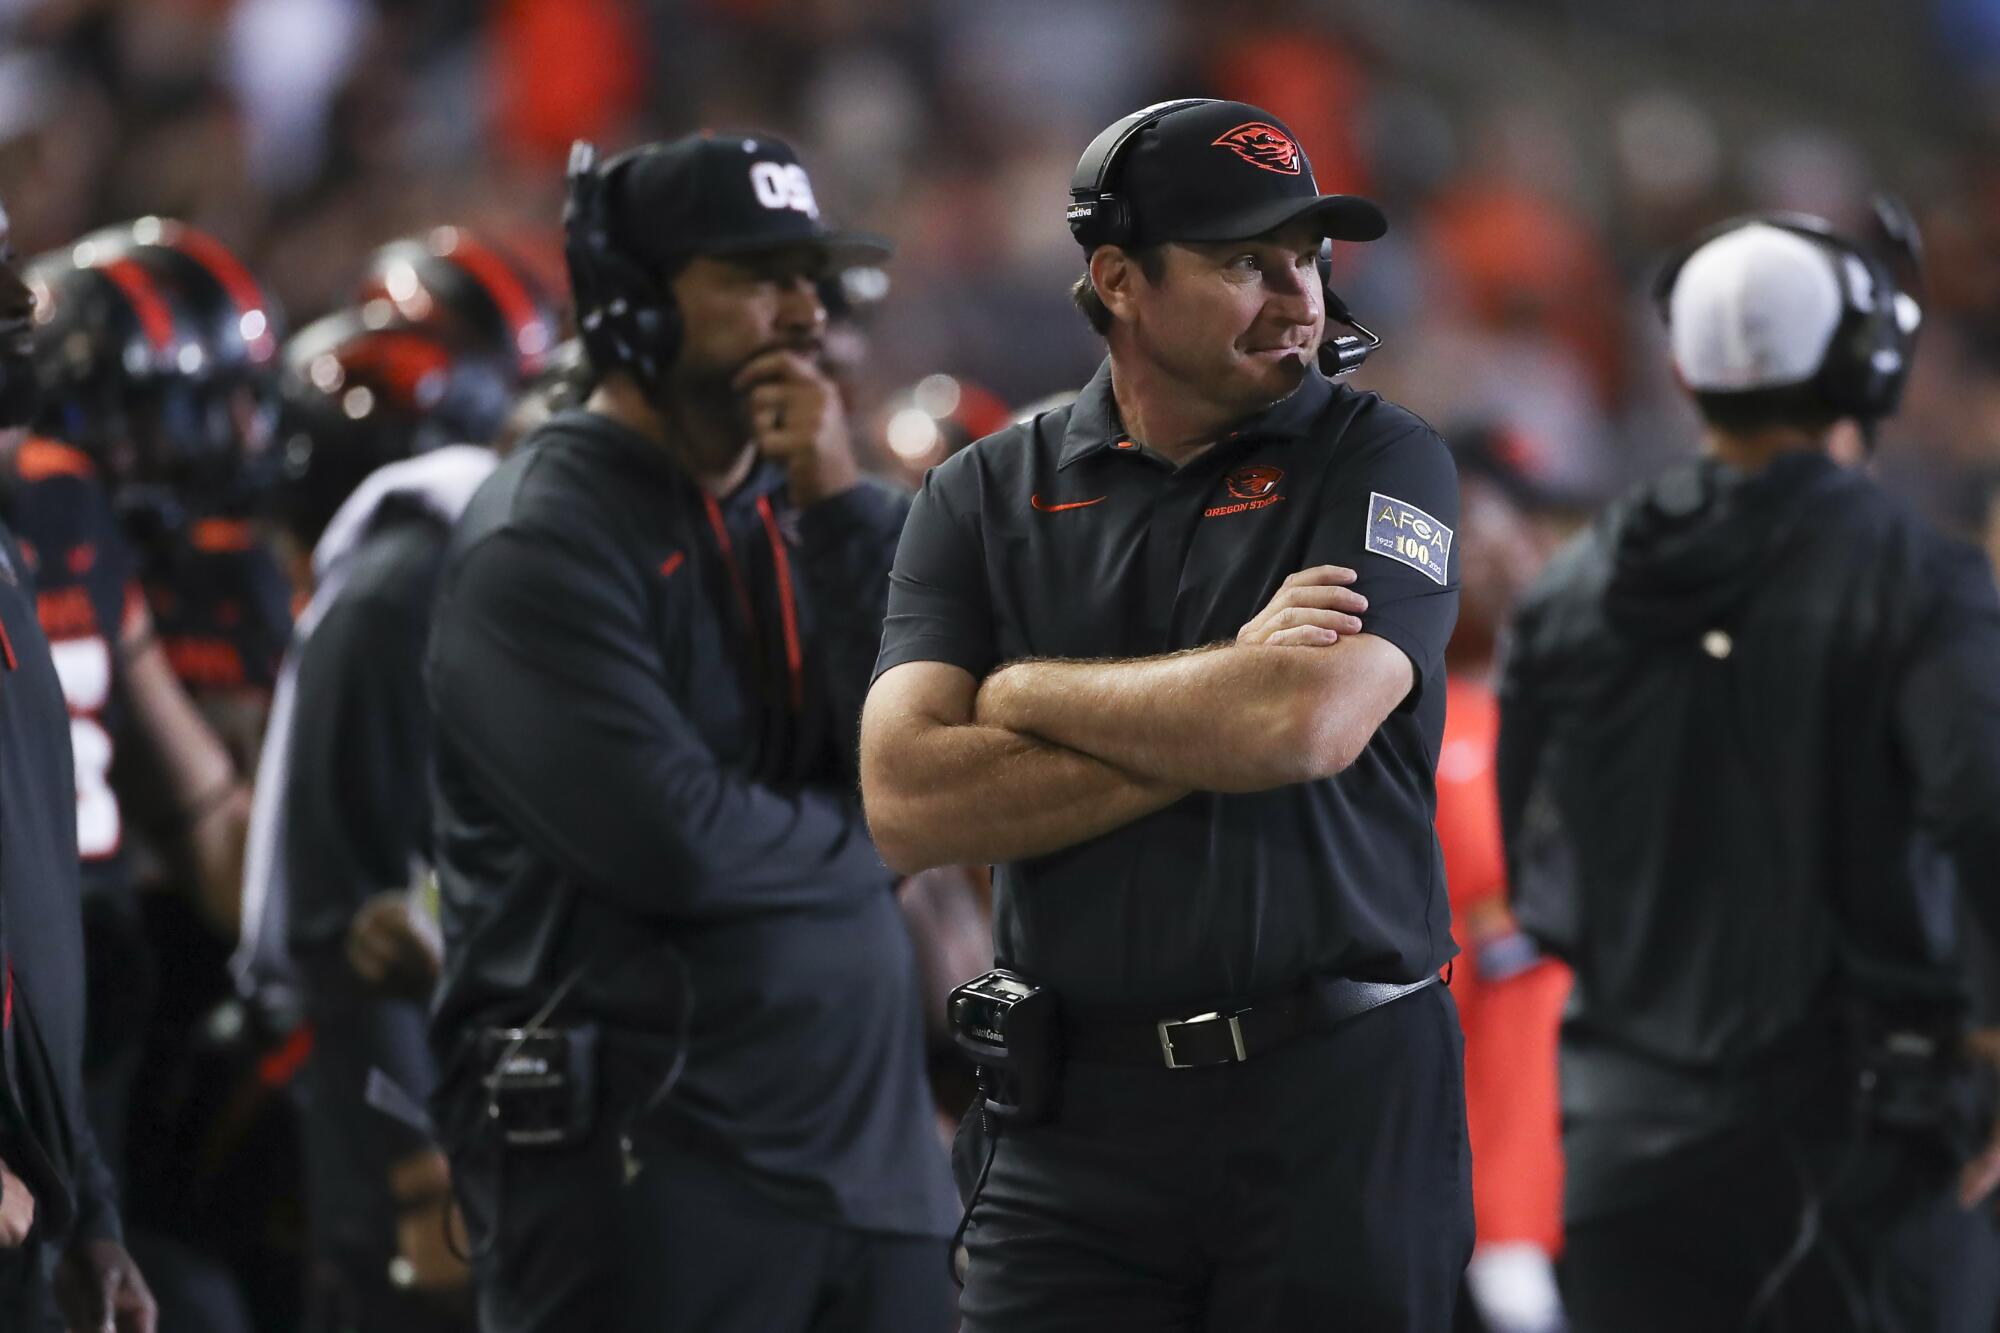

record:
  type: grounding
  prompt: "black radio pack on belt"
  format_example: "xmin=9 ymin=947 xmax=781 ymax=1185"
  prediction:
xmin=477 ymin=1023 xmax=600 ymax=1149
xmin=1852 ymin=1019 xmax=1965 ymax=1136
xmin=949 ymin=969 xmax=1060 ymax=1126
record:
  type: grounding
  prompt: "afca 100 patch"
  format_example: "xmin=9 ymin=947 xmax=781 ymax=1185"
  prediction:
xmin=1365 ymin=492 xmax=1453 ymax=585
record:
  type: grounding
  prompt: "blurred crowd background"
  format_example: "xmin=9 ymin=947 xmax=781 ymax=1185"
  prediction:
xmin=6 ymin=0 xmax=2000 ymax=540
xmin=3 ymin=1 xmax=2000 ymax=1326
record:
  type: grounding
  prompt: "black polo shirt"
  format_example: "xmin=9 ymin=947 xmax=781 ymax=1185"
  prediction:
xmin=875 ymin=359 xmax=1461 ymax=1008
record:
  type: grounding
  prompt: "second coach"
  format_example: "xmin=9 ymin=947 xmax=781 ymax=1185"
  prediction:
xmin=425 ymin=133 xmax=956 ymax=1332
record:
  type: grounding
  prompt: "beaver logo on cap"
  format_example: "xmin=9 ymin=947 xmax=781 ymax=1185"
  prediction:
xmin=1211 ymin=123 xmax=1302 ymax=176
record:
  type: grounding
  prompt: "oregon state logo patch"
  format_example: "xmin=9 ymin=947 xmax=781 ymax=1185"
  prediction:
xmin=1206 ymin=465 xmax=1286 ymax=518
xmin=1365 ymin=492 xmax=1452 ymax=585
xmin=1212 ymin=122 xmax=1303 ymax=176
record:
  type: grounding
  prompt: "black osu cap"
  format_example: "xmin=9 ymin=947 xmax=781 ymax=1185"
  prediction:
xmin=1096 ymin=100 xmax=1385 ymax=248
xmin=605 ymin=132 xmax=892 ymax=272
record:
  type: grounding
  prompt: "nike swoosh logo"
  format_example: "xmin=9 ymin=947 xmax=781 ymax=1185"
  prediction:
xmin=1030 ymin=493 xmax=1107 ymax=512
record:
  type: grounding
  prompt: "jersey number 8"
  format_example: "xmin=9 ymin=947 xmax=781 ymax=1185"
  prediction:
xmin=50 ymin=636 xmax=119 ymax=860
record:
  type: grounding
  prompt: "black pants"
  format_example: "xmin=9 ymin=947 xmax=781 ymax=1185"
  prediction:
xmin=445 ymin=1106 xmax=952 ymax=1333
xmin=954 ymin=980 xmax=1473 ymax=1332
xmin=1562 ymin=1111 xmax=2000 ymax=1333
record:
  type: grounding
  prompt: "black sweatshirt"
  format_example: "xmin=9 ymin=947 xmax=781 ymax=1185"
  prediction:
xmin=426 ymin=410 xmax=954 ymax=1237
xmin=1501 ymin=452 xmax=2000 ymax=1076
xmin=285 ymin=501 xmax=448 ymax=1097
xmin=285 ymin=505 xmax=445 ymax=970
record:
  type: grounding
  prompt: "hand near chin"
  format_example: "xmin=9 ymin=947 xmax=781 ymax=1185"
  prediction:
xmin=734 ymin=349 xmax=859 ymax=505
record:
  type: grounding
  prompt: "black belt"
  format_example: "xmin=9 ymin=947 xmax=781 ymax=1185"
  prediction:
xmin=1064 ymin=973 xmax=1439 ymax=1070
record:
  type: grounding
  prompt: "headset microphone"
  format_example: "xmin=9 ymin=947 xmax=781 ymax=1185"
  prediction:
xmin=1317 ymin=246 xmax=1380 ymax=378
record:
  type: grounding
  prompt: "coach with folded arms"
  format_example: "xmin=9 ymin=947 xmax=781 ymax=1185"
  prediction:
xmin=863 ymin=98 xmax=1469 ymax=1331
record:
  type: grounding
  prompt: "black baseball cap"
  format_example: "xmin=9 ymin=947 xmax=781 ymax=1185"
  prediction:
xmin=1089 ymin=100 xmax=1385 ymax=249
xmin=604 ymin=132 xmax=892 ymax=272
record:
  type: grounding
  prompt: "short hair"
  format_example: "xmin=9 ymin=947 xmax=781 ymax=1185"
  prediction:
xmin=1692 ymin=384 xmax=1841 ymax=437
xmin=1070 ymin=245 xmax=1167 ymax=337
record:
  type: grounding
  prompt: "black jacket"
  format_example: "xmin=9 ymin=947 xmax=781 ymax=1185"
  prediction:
xmin=0 ymin=518 xmax=121 ymax=1248
xmin=426 ymin=411 xmax=954 ymax=1237
xmin=287 ymin=505 xmax=445 ymax=973
xmin=1500 ymin=452 xmax=2000 ymax=1076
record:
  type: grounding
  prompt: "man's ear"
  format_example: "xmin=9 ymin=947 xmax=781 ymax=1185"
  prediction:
xmin=1090 ymin=245 xmax=1142 ymax=325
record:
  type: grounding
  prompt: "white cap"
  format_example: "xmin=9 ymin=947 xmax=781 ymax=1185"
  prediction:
xmin=1669 ymin=223 xmax=1843 ymax=392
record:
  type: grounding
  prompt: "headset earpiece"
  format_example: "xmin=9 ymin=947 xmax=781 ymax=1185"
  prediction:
xmin=1066 ymin=98 xmax=1216 ymax=250
xmin=564 ymin=140 xmax=681 ymax=392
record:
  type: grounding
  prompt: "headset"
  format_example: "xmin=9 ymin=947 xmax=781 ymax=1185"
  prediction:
xmin=565 ymin=140 xmax=681 ymax=395
xmin=1067 ymin=100 xmax=1382 ymax=378
xmin=1066 ymin=98 xmax=1216 ymax=250
xmin=1651 ymin=195 xmax=1924 ymax=423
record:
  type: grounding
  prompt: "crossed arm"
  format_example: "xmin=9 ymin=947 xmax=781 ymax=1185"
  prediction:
xmin=860 ymin=661 xmax=1188 ymax=873
xmin=860 ymin=566 xmax=1410 ymax=874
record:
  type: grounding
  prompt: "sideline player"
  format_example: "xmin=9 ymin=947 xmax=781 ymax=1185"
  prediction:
xmin=0 ymin=192 xmax=158 ymax=1333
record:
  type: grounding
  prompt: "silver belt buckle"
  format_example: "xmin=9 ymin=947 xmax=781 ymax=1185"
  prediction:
xmin=1156 ymin=1010 xmax=1248 ymax=1070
